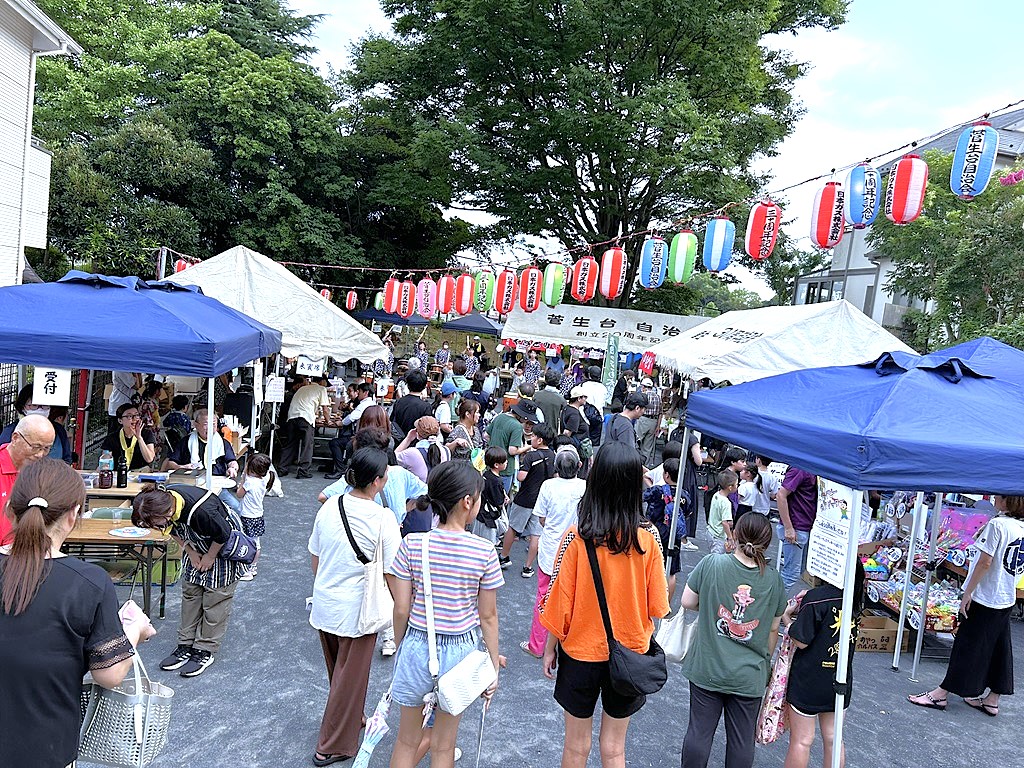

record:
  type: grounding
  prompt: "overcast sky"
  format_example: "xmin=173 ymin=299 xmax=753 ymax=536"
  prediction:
xmin=289 ymin=0 xmax=1022 ymax=296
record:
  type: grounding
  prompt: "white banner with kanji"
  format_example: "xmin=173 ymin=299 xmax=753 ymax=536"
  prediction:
xmin=501 ymin=305 xmax=707 ymax=355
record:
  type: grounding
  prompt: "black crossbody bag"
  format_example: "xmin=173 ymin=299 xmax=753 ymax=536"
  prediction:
xmin=583 ymin=538 xmax=668 ymax=697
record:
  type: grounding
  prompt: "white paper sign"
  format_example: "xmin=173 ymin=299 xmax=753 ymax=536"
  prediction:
xmin=296 ymin=356 xmax=326 ymax=377
xmin=807 ymin=478 xmax=860 ymax=589
xmin=32 ymin=368 xmax=72 ymax=406
xmin=264 ymin=376 xmax=286 ymax=404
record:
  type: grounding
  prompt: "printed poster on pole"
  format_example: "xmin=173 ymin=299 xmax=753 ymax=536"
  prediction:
xmin=807 ymin=479 xmax=861 ymax=589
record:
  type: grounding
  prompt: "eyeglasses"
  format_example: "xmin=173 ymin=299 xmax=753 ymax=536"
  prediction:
xmin=14 ymin=432 xmax=53 ymax=454
xmin=120 ymin=412 xmax=141 ymax=420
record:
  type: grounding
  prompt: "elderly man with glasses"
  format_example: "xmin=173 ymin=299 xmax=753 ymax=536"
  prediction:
xmin=99 ymin=402 xmax=157 ymax=470
xmin=0 ymin=413 xmax=55 ymax=544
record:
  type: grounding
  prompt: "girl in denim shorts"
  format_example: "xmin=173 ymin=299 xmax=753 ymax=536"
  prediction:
xmin=387 ymin=462 xmax=504 ymax=768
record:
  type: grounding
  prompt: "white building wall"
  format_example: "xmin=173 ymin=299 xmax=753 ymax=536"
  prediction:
xmin=0 ymin=0 xmax=33 ymax=287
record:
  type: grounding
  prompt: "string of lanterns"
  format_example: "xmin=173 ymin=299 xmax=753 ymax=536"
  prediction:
xmin=304 ymin=107 xmax=1018 ymax=315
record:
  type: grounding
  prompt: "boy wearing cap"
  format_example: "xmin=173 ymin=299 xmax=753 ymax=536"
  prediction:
xmin=500 ymin=421 xmax=555 ymax=577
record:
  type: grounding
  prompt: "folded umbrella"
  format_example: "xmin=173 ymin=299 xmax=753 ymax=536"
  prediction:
xmin=352 ymin=688 xmax=392 ymax=768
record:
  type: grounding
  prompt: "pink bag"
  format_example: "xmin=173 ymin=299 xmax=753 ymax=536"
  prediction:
xmin=756 ymin=595 xmax=802 ymax=745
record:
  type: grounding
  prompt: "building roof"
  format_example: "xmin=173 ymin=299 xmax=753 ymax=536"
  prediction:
xmin=879 ymin=107 xmax=1024 ymax=173
xmin=3 ymin=0 xmax=82 ymax=55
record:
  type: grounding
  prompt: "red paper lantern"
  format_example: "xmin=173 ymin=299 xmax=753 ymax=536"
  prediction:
xmin=453 ymin=274 xmax=475 ymax=315
xmin=745 ymin=200 xmax=781 ymax=261
xmin=437 ymin=275 xmax=456 ymax=314
xmin=494 ymin=269 xmax=517 ymax=314
xmin=519 ymin=266 xmax=543 ymax=312
xmin=570 ymin=256 xmax=599 ymax=302
xmin=319 ymin=288 xmax=332 ymax=301
xmin=599 ymin=247 xmax=627 ymax=300
xmin=885 ymin=154 xmax=929 ymax=225
xmin=383 ymin=278 xmax=402 ymax=314
xmin=173 ymin=258 xmax=189 ymax=274
xmin=345 ymin=290 xmax=358 ymax=310
xmin=810 ymin=182 xmax=845 ymax=249
xmin=397 ymin=280 xmax=416 ymax=318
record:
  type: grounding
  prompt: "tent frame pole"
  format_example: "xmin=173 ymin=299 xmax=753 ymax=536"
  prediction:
xmin=831 ymin=489 xmax=864 ymax=768
xmin=665 ymin=427 xmax=691 ymax=576
xmin=892 ymin=492 xmax=925 ymax=670
xmin=911 ymin=493 xmax=944 ymax=681
xmin=205 ymin=377 xmax=216 ymax=493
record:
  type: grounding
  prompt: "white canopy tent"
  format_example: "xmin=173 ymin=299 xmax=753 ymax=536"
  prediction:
xmin=649 ymin=300 xmax=915 ymax=383
xmin=166 ymin=245 xmax=387 ymax=361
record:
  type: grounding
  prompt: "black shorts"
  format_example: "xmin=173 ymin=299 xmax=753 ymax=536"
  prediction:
xmin=553 ymin=647 xmax=646 ymax=720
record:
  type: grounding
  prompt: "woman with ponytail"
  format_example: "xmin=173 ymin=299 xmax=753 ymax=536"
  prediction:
xmin=308 ymin=447 xmax=401 ymax=766
xmin=680 ymin=512 xmax=787 ymax=768
xmin=388 ymin=462 xmax=504 ymax=768
xmin=0 ymin=459 xmax=152 ymax=767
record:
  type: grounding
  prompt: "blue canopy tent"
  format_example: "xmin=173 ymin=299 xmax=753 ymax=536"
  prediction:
xmin=0 ymin=272 xmax=281 ymax=376
xmin=351 ymin=307 xmax=428 ymax=327
xmin=0 ymin=272 xmax=282 ymax=489
xmin=683 ymin=337 xmax=1024 ymax=766
xmin=441 ymin=311 xmax=503 ymax=336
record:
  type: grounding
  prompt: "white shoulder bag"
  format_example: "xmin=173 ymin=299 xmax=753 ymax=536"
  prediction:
xmin=338 ymin=495 xmax=393 ymax=636
xmin=655 ymin=607 xmax=698 ymax=664
xmin=423 ymin=532 xmax=497 ymax=715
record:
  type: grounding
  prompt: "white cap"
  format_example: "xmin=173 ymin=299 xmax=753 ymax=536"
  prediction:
xmin=641 ymin=377 xmax=654 ymax=387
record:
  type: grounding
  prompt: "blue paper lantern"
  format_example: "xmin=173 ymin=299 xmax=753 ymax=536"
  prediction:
xmin=844 ymin=163 xmax=880 ymax=229
xmin=950 ymin=121 xmax=999 ymax=200
xmin=702 ymin=217 xmax=735 ymax=273
xmin=638 ymin=236 xmax=668 ymax=289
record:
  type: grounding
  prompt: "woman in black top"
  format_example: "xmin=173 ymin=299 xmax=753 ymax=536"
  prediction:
xmin=100 ymin=402 xmax=157 ymax=470
xmin=0 ymin=459 xmax=151 ymax=768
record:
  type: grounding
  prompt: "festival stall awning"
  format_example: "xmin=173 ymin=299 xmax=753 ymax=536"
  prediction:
xmin=0 ymin=271 xmax=281 ymax=376
xmin=501 ymin=304 xmax=707 ymax=355
xmin=685 ymin=338 xmax=1024 ymax=495
xmin=441 ymin=311 xmax=503 ymax=337
xmin=166 ymin=245 xmax=386 ymax=361
xmin=352 ymin=307 xmax=429 ymax=327
xmin=649 ymin=300 xmax=915 ymax=383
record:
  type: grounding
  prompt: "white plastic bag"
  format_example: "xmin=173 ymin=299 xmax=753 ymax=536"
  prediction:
xmin=656 ymin=608 xmax=698 ymax=664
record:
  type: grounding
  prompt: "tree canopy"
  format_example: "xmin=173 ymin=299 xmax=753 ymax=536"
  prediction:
xmin=31 ymin=0 xmax=472 ymax=281
xmin=349 ymin=0 xmax=847 ymax=305
xmin=869 ymin=150 xmax=1024 ymax=350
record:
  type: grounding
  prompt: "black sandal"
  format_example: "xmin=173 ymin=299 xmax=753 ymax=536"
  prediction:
xmin=965 ymin=697 xmax=999 ymax=717
xmin=313 ymin=753 xmax=352 ymax=766
xmin=907 ymin=691 xmax=947 ymax=710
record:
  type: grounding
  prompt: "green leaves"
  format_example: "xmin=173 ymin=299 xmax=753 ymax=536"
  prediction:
xmin=869 ymin=150 xmax=1024 ymax=349
xmin=349 ymin=0 xmax=846 ymax=305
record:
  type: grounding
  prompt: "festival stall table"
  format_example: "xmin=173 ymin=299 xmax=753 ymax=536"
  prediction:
xmin=683 ymin=337 xmax=1024 ymax=768
xmin=62 ymin=519 xmax=170 ymax=619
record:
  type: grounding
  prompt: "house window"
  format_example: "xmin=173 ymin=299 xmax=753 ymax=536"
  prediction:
xmin=806 ymin=284 xmax=817 ymax=304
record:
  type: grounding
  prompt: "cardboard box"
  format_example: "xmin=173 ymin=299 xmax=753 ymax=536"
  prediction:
xmin=856 ymin=610 xmax=912 ymax=653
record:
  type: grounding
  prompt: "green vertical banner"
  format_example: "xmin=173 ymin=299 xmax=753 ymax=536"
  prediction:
xmin=602 ymin=334 xmax=620 ymax=392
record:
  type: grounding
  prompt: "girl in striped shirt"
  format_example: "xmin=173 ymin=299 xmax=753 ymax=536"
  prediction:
xmin=387 ymin=462 xmax=504 ymax=768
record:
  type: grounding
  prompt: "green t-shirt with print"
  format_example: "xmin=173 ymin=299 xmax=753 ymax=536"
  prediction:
xmin=486 ymin=412 xmax=523 ymax=477
xmin=681 ymin=553 xmax=787 ymax=698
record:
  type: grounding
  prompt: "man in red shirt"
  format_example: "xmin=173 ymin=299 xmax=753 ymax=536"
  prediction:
xmin=0 ymin=414 xmax=55 ymax=544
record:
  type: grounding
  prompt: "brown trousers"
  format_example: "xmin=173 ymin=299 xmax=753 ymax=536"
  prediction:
xmin=178 ymin=580 xmax=237 ymax=654
xmin=318 ymin=631 xmax=377 ymax=757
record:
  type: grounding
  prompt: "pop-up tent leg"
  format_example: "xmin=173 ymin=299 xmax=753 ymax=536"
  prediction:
xmin=830 ymin=489 xmax=864 ymax=768
xmin=910 ymin=493 xmax=944 ymax=682
xmin=893 ymin=492 xmax=925 ymax=671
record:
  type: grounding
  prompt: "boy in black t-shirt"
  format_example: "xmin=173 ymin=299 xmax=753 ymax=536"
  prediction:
xmin=499 ymin=423 xmax=555 ymax=577
xmin=472 ymin=446 xmax=509 ymax=546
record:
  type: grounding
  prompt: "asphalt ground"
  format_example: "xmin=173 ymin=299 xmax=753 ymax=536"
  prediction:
xmin=83 ymin=472 xmax=1024 ymax=768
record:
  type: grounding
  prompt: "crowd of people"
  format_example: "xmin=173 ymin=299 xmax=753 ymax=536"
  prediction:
xmin=0 ymin=349 xmax=1019 ymax=768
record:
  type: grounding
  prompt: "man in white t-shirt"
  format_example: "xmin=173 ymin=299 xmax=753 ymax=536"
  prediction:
xmin=578 ymin=365 xmax=608 ymax=412
xmin=280 ymin=376 xmax=331 ymax=478
xmin=108 ymin=371 xmax=141 ymax=432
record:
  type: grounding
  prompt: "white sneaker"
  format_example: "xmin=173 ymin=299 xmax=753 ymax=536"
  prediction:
xmin=381 ymin=639 xmax=397 ymax=657
xmin=679 ymin=540 xmax=699 ymax=551
xmin=454 ymin=747 xmax=462 ymax=762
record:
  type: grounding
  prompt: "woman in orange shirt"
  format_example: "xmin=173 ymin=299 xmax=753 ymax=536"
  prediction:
xmin=540 ymin=441 xmax=670 ymax=768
